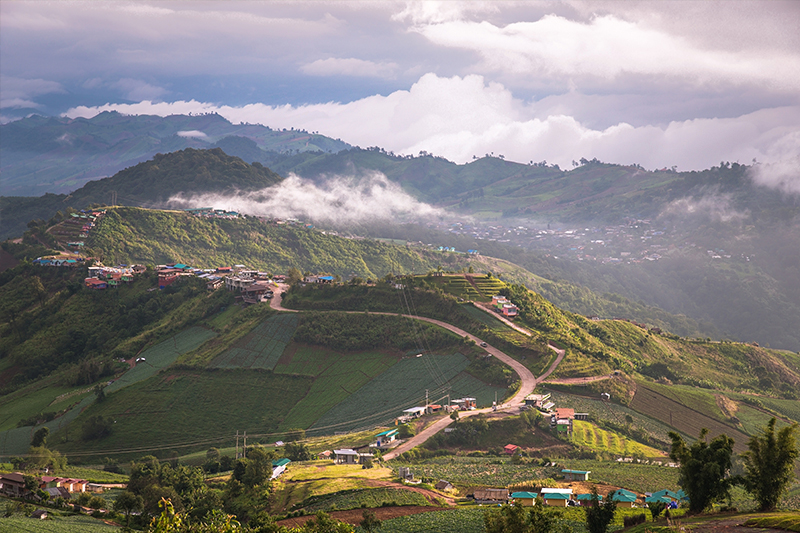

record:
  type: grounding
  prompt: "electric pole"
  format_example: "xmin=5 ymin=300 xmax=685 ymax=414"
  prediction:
xmin=235 ymin=430 xmax=239 ymax=459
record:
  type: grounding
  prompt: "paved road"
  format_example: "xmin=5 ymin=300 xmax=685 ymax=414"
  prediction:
xmin=269 ymin=284 xmax=566 ymax=460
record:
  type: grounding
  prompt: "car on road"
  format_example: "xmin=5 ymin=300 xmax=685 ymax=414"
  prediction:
xmin=480 ymin=342 xmax=488 ymax=347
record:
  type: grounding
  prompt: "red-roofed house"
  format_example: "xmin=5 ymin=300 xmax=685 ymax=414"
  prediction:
xmin=504 ymin=444 xmax=521 ymax=455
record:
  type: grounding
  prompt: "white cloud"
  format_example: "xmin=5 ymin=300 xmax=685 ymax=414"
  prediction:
xmin=301 ymin=57 xmax=399 ymax=79
xmin=749 ymin=131 xmax=800 ymax=195
xmin=176 ymin=130 xmax=208 ymax=139
xmin=166 ymin=172 xmax=443 ymax=225
xmin=409 ymin=14 xmax=800 ymax=92
xmin=0 ymin=76 xmax=65 ymax=108
xmin=112 ymin=78 xmax=167 ymax=101
xmin=63 ymin=73 xmax=800 ymax=173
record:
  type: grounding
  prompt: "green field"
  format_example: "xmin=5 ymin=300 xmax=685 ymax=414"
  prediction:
xmin=299 ymin=487 xmax=430 ymax=513
xmin=277 ymin=347 xmax=398 ymax=431
xmin=210 ymin=314 xmax=298 ymax=370
xmin=377 ymin=508 xmax=486 ymax=533
xmin=311 ymin=353 xmax=506 ymax=434
xmin=392 ymin=456 xmax=555 ymax=488
xmin=52 ymin=369 xmax=314 ymax=459
xmin=629 ymin=383 xmax=749 ymax=452
xmin=0 ymin=382 xmax=95 ymax=433
xmin=0 ymin=513 xmax=119 ymax=532
xmin=571 ymin=420 xmax=665 ymax=457
xmin=459 ymin=304 xmax=512 ymax=331
xmin=105 ymin=326 xmax=217 ymax=393
xmin=564 ymin=459 xmax=680 ymax=494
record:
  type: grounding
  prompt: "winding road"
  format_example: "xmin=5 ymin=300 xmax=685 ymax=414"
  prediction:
xmin=269 ymin=284 xmax=566 ymax=460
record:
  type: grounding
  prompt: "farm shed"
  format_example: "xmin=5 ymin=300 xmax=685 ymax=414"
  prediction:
xmin=524 ymin=393 xmax=551 ymax=408
xmin=561 ymin=469 xmax=590 ymax=481
xmin=576 ymin=493 xmax=601 ymax=506
xmin=511 ymin=491 xmax=538 ymax=507
xmin=375 ymin=429 xmax=398 ymax=447
xmin=402 ymin=407 xmax=427 ymax=418
xmin=271 ymin=458 xmax=291 ymax=479
xmin=333 ymin=449 xmax=359 ymax=465
xmin=473 ymin=488 xmax=509 ymax=504
xmin=504 ymin=444 xmax=521 ymax=455
xmin=30 ymin=509 xmax=48 ymax=519
xmin=612 ymin=491 xmax=637 ymax=507
xmin=435 ymin=480 xmax=454 ymax=491
xmin=542 ymin=492 xmax=571 ymax=507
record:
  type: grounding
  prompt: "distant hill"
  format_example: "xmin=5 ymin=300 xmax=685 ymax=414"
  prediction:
xmin=0 ymin=148 xmax=282 ymax=240
xmin=0 ymin=111 xmax=349 ymax=196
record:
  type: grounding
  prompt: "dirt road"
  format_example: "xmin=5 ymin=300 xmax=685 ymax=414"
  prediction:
xmin=269 ymin=284 xmax=566 ymax=460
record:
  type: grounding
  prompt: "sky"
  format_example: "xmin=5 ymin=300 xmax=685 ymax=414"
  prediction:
xmin=2 ymin=0 xmax=800 ymax=175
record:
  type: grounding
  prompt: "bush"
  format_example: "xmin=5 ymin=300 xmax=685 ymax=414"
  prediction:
xmin=623 ymin=514 xmax=646 ymax=527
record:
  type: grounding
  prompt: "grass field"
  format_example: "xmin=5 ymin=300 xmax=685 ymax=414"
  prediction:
xmin=571 ymin=420 xmax=665 ymax=457
xmin=300 ymin=487 xmax=430 ymax=513
xmin=377 ymin=508 xmax=486 ymax=533
xmin=564 ymin=459 xmax=680 ymax=494
xmin=459 ymin=304 xmax=513 ymax=332
xmin=52 ymin=369 xmax=314 ymax=460
xmin=310 ymin=353 xmax=506 ymax=434
xmin=105 ymin=326 xmax=217 ymax=393
xmin=629 ymin=382 xmax=749 ymax=452
xmin=210 ymin=314 xmax=298 ymax=370
xmin=0 ymin=513 xmax=119 ymax=532
xmin=0 ymin=383 xmax=95 ymax=433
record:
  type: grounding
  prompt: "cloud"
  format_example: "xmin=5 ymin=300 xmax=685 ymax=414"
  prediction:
xmin=165 ymin=172 xmax=443 ymax=225
xmin=0 ymin=76 xmax=64 ymax=109
xmin=408 ymin=13 xmax=800 ymax=92
xmin=660 ymin=191 xmax=748 ymax=224
xmin=111 ymin=78 xmax=168 ymax=101
xmin=62 ymin=73 xmax=800 ymax=173
xmin=749 ymin=131 xmax=800 ymax=195
xmin=176 ymin=130 xmax=208 ymax=139
xmin=300 ymin=57 xmax=399 ymax=79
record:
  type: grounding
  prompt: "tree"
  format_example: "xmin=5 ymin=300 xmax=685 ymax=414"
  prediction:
xmin=450 ymin=410 xmax=459 ymax=422
xmin=649 ymin=500 xmax=667 ymax=521
xmin=741 ymin=418 xmax=799 ymax=511
xmin=113 ymin=491 xmax=143 ymax=527
xmin=243 ymin=446 xmax=276 ymax=488
xmin=285 ymin=442 xmax=312 ymax=462
xmin=484 ymin=499 xmax=557 ymax=533
xmin=287 ymin=267 xmax=303 ymax=286
xmin=297 ymin=510 xmax=353 ymax=533
xmin=31 ymin=427 xmax=49 ymax=447
xmin=585 ymin=488 xmax=617 ymax=533
xmin=669 ymin=429 xmax=735 ymax=513
xmin=360 ymin=509 xmax=382 ymax=533
xmin=82 ymin=415 xmax=113 ymax=440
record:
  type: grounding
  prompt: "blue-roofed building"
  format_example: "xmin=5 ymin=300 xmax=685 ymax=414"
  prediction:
xmin=375 ymin=429 xmax=398 ymax=447
xmin=576 ymin=493 xmax=602 ymax=506
xmin=562 ymin=469 xmax=591 ymax=481
xmin=611 ymin=491 xmax=638 ymax=507
xmin=271 ymin=458 xmax=291 ymax=479
xmin=511 ymin=491 xmax=539 ymax=506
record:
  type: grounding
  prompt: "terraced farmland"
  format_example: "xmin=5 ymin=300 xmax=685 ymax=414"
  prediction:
xmin=433 ymin=275 xmax=482 ymax=301
xmin=571 ymin=420 xmax=665 ymax=456
xmin=310 ymin=353 xmax=506 ymax=434
xmin=210 ymin=314 xmax=298 ymax=370
xmin=629 ymin=383 xmax=749 ymax=452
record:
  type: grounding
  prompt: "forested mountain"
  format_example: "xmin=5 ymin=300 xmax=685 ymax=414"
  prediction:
xmin=0 ymin=111 xmax=349 ymax=196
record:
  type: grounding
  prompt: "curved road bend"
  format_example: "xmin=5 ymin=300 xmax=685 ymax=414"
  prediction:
xmin=269 ymin=283 xmax=566 ymax=460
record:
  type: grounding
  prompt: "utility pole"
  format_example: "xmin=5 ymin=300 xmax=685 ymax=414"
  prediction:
xmin=235 ymin=430 xmax=239 ymax=459
xmin=243 ymin=431 xmax=247 ymax=458
xmin=425 ymin=389 xmax=429 ymax=413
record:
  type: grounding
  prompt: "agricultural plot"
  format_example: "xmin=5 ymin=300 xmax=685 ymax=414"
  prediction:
xmin=210 ymin=314 xmax=298 ymax=370
xmin=563 ymin=459 xmax=681 ymax=494
xmin=0 ymin=383 xmax=94 ymax=432
xmin=432 ymin=276 xmax=482 ymax=301
xmin=106 ymin=326 xmax=216 ymax=393
xmin=299 ymin=487 xmax=429 ymax=513
xmin=751 ymin=396 xmax=800 ymax=423
xmin=629 ymin=384 xmax=749 ymax=452
xmin=393 ymin=456 xmax=554 ymax=487
xmin=0 ymin=514 xmax=119 ymax=531
xmin=546 ymin=391 xmax=688 ymax=444
xmin=470 ymin=276 xmax=505 ymax=298
xmin=571 ymin=420 xmax=665 ymax=457
xmin=277 ymin=349 xmax=397 ymax=431
xmin=310 ymin=353 xmax=506 ymax=434
xmin=459 ymin=303 xmax=512 ymax=331
xmin=732 ymin=403 xmax=792 ymax=436
xmin=379 ymin=508 xmax=486 ymax=533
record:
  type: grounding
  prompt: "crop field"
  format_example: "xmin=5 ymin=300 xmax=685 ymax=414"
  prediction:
xmin=378 ymin=508 xmax=486 ymax=533
xmin=53 ymin=369 xmax=314 ymax=460
xmin=0 ymin=383 xmax=95 ymax=433
xmin=310 ymin=353 xmax=506 ymax=434
xmin=105 ymin=326 xmax=217 ymax=393
xmin=392 ymin=456 xmax=554 ymax=487
xmin=0 ymin=514 xmax=119 ymax=532
xmin=571 ymin=420 xmax=665 ymax=457
xmin=469 ymin=276 xmax=505 ymax=298
xmin=210 ymin=314 xmax=298 ymax=370
xmin=432 ymin=276 xmax=482 ymax=301
xmin=565 ymin=459 xmax=680 ymax=494
xmin=459 ymin=304 xmax=512 ymax=331
xmin=629 ymin=383 xmax=749 ymax=452
xmin=732 ymin=403 xmax=792 ymax=436
xmin=752 ymin=396 xmax=800 ymax=423
xmin=277 ymin=348 xmax=398 ymax=431
xmin=641 ymin=382 xmax=725 ymax=420
xmin=546 ymin=391 xmax=686 ymax=444
xmin=300 ymin=487 xmax=429 ymax=513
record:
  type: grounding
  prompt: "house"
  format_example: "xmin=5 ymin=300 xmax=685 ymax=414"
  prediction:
xmin=225 ymin=276 xmax=255 ymax=291
xmin=0 ymin=473 xmax=27 ymax=497
xmin=44 ymin=487 xmax=71 ymax=500
xmin=435 ymin=480 xmax=454 ymax=491
xmin=84 ymin=278 xmax=108 ymax=290
xmin=271 ymin=458 xmax=291 ymax=480
xmin=554 ymin=408 xmax=575 ymax=420
xmin=451 ymin=397 xmax=476 ymax=410
xmin=473 ymin=488 xmax=509 ymax=504
xmin=502 ymin=304 xmax=519 ymax=317
xmin=511 ymin=492 xmax=538 ymax=506
xmin=242 ymin=282 xmax=273 ymax=303
xmin=649 ymin=489 xmax=680 ymax=502
xmin=524 ymin=393 xmax=551 ymax=408
xmin=541 ymin=492 xmax=572 ymax=507
xmin=574 ymin=413 xmax=590 ymax=421
xmin=158 ymin=269 xmax=179 ymax=289
xmin=576 ymin=493 xmax=601 ymax=506
xmin=402 ymin=407 xmax=427 ymax=419
xmin=611 ymin=491 xmax=637 ymax=508
xmin=504 ymin=444 xmax=521 ymax=455
xmin=561 ymin=469 xmax=590 ymax=481
xmin=333 ymin=449 xmax=360 ymax=464
xmin=375 ymin=429 xmax=398 ymax=447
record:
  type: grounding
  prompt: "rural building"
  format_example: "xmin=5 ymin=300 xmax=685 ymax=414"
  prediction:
xmin=612 ymin=491 xmax=637 ymax=508
xmin=402 ymin=406 xmax=427 ymax=419
xmin=30 ymin=509 xmax=48 ymax=520
xmin=375 ymin=429 xmax=398 ymax=447
xmin=504 ymin=444 xmax=521 ymax=455
xmin=84 ymin=278 xmax=108 ymax=290
xmin=333 ymin=449 xmax=359 ymax=464
xmin=225 ymin=275 xmax=255 ymax=291
xmin=524 ymin=393 xmax=551 ymax=408
xmin=541 ymin=492 xmax=572 ymax=507
xmin=561 ymin=469 xmax=590 ymax=481
xmin=574 ymin=413 xmax=589 ymax=421
xmin=511 ymin=492 xmax=538 ymax=506
xmin=502 ymin=304 xmax=519 ymax=317
xmin=271 ymin=458 xmax=291 ymax=480
xmin=576 ymin=493 xmax=601 ymax=506
xmin=473 ymin=488 xmax=509 ymax=504
xmin=242 ymin=282 xmax=273 ymax=303
xmin=158 ymin=269 xmax=180 ymax=289
xmin=648 ymin=489 xmax=679 ymax=502
xmin=0 ymin=473 xmax=26 ymax=497
xmin=44 ymin=487 xmax=71 ymax=500
xmin=435 ymin=480 xmax=454 ymax=491
xmin=451 ymin=397 xmax=476 ymax=410
xmin=600 ymin=392 xmax=611 ymax=400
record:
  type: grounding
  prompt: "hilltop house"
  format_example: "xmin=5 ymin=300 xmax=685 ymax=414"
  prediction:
xmin=0 ymin=473 xmax=27 ymax=497
xmin=561 ymin=469 xmax=590 ymax=481
xmin=333 ymin=449 xmax=373 ymax=465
